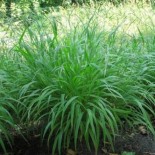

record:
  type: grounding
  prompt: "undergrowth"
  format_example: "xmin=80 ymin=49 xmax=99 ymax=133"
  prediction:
xmin=0 ymin=3 xmax=155 ymax=154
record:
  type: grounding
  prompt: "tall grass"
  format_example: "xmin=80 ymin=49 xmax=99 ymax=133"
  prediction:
xmin=1 ymin=4 xmax=155 ymax=154
xmin=0 ymin=51 xmax=19 ymax=152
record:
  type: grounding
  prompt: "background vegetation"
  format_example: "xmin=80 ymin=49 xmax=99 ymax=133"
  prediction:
xmin=1 ymin=0 xmax=155 ymax=18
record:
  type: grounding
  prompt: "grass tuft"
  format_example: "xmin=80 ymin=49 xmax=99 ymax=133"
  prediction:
xmin=1 ymin=2 xmax=155 ymax=154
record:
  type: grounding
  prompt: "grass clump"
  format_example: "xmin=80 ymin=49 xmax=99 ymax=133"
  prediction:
xmin=1 ymin=3 xmax=155 ymax=154
xmin=14 ymin=22 xmax=122 ymax=153
xmin=0 ymin=51 xmax=19 ymax=152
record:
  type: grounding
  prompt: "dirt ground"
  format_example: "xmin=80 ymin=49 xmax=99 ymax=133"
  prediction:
xmin=1 ymin=131 xmax=155 ymax=155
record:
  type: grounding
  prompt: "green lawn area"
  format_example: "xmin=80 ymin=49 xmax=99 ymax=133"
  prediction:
xmin=0 ymin=1 xmax=155 ymax=154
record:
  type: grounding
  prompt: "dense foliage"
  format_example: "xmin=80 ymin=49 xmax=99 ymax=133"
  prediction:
xmin=1 ymin=0 xmax=155 ymax=17
xmin=1 ymin=2 xmax=155 ymax=154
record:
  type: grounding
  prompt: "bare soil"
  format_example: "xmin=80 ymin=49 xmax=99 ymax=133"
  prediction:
xmin=1 ymin=130 xmax=155 ymax=155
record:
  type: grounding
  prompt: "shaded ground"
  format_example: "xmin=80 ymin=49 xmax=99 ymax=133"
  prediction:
xmin=115 ymin=133 xmax=155 ymax=155
xmin=1 ymin=131 xmax=155 ymax=155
